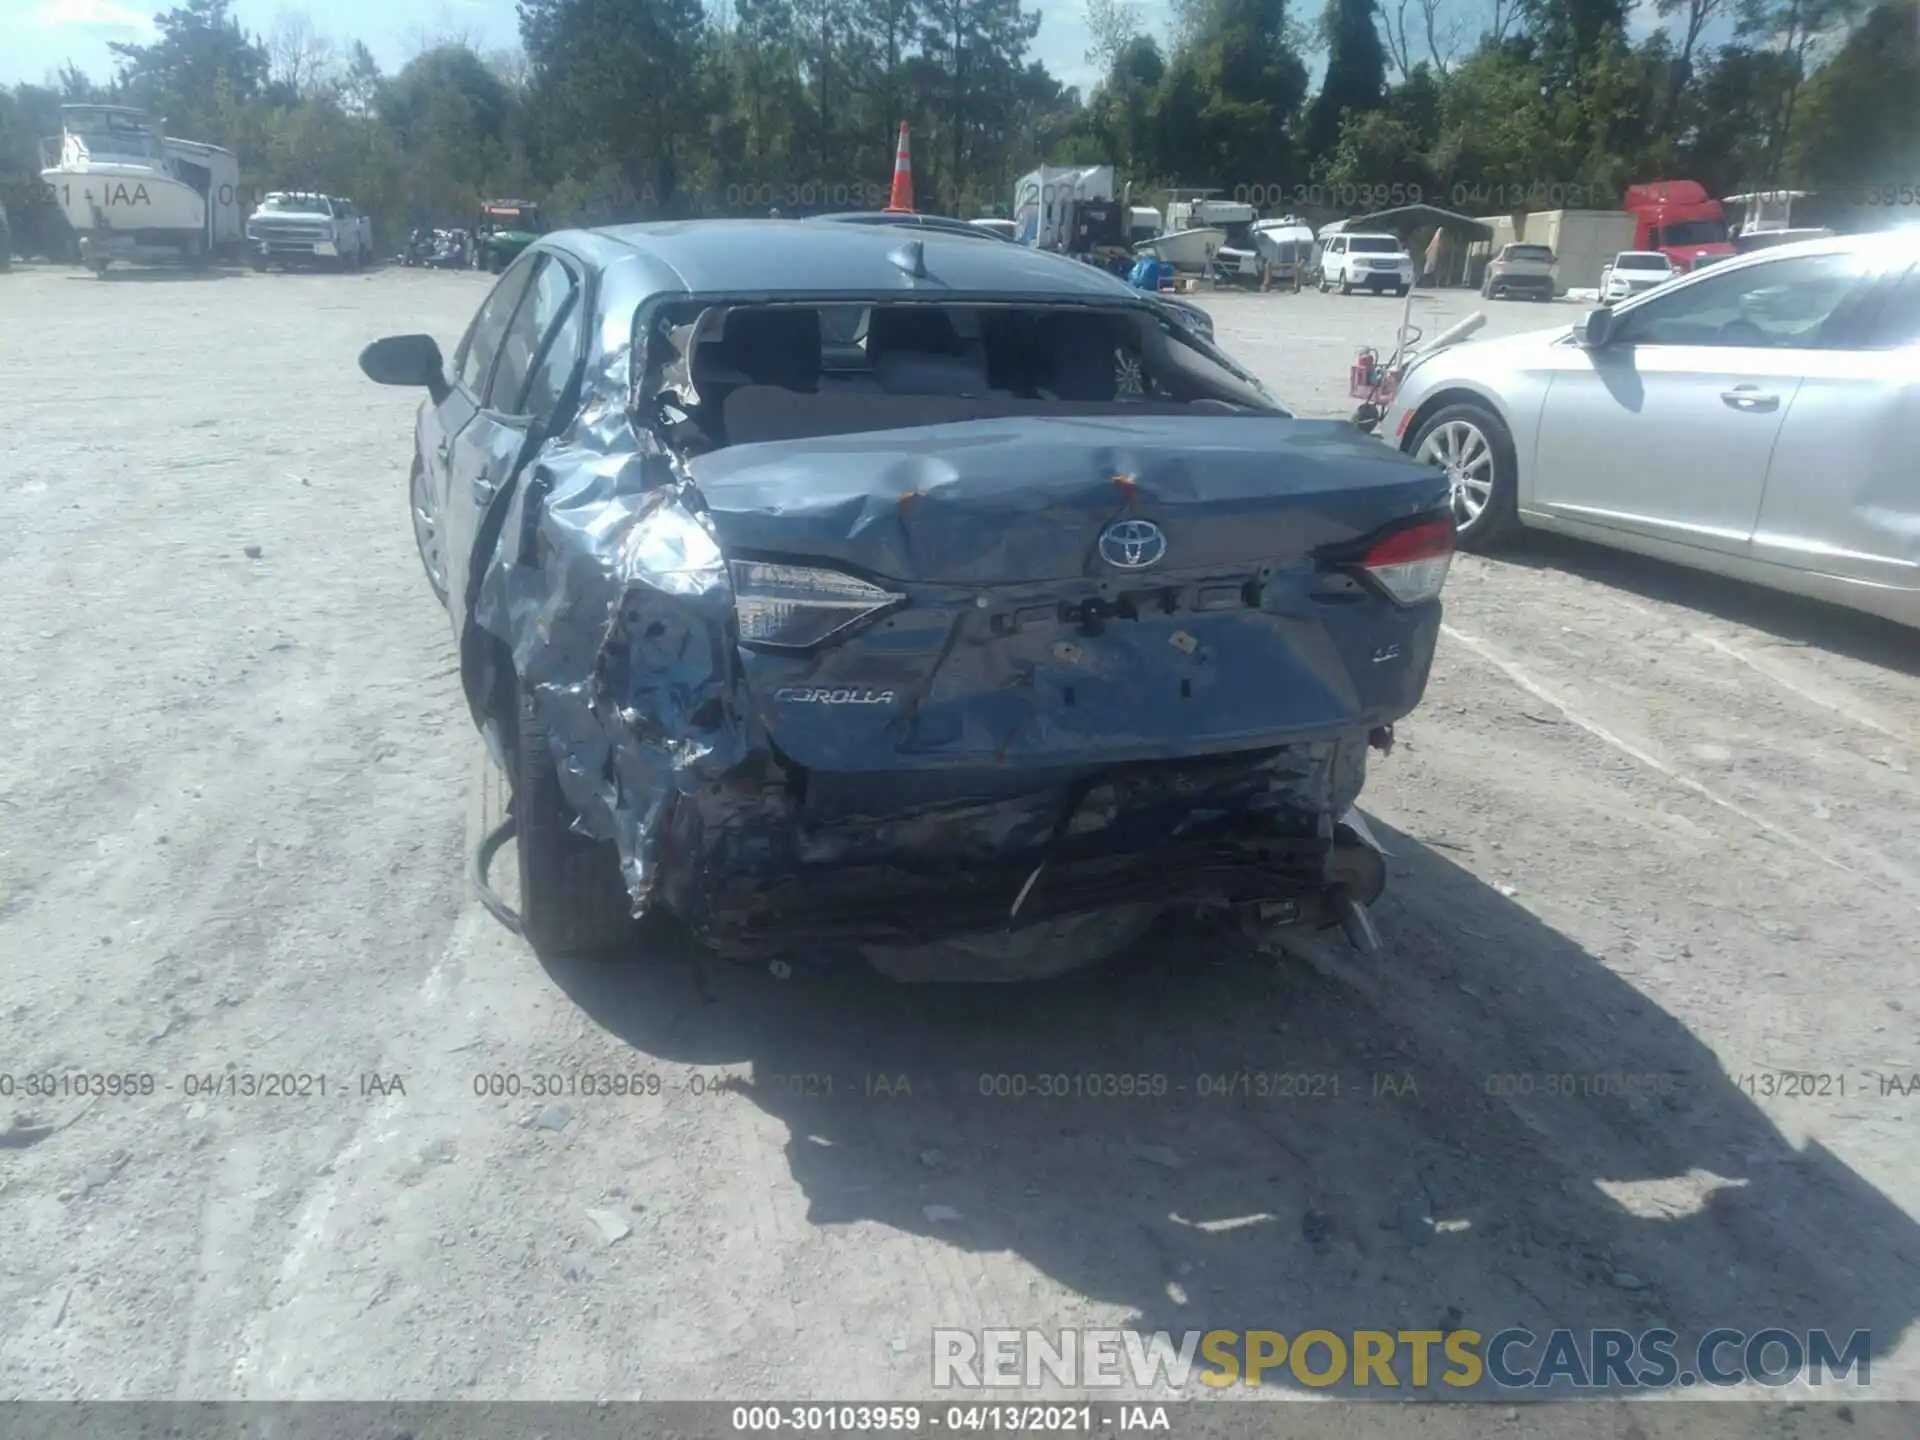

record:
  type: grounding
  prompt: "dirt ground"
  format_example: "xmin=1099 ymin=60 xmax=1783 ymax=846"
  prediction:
xmin=1 ymin=262 xmax=1916 ymax=1417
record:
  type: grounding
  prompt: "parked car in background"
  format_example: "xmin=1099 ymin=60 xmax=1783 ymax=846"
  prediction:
xmin=1320 ymin=232 xmax=1414 ymax=296
xmin=245 ymin=191 xmax=372 ymax=270
xmin=1382 ymin=230 xmax=1920 ymax=628
xmin=1482 ymin=242 xmax=1557 ymax=301
xmin=1601 ymin=250 xmax=1676 ymax=302
xmin=356 ymin=219 xmax=1452 ymax=974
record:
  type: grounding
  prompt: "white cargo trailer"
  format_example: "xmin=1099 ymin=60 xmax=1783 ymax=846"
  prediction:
xmin=1012 ymin=165 xmax=1114 ymax=250
xmin=1471 ymin=209 xmax=1637 ymax=293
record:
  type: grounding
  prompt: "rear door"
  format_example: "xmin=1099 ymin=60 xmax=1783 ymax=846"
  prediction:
xmin=419 ymin=251 xmax=536 ymax=637
xmin=443 ymin=249 xmax=588 ymax=631
xmin=1530 ymin=248 xmax=1877 ymax=555
xmin=1751 ymin=259 xmax=1920 ymax=593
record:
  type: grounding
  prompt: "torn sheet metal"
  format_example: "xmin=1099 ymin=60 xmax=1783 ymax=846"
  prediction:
xmin=460 ymin=292 xmax=1445 ymax=943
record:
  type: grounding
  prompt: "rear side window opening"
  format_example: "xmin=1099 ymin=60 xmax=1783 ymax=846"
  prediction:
xmin=643 ymin=299 xmax=1287 ymax=452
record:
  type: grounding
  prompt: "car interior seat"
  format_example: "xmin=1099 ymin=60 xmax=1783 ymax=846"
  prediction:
xmin=721 ymin=307 xmax=822 ymax=393
xmin=865 ymin=306 xmax=990 ymax=397
xmin=1037 ymin=312 xmax=1122 ymax=401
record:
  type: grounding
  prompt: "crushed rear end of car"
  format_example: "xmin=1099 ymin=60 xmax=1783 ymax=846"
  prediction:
xmin=471 ymin=293 xmax=1454 ymax=969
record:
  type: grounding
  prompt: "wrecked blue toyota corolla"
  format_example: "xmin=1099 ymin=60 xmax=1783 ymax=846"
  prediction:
xmin=359 ymin=219 xmax=1454 ymax=978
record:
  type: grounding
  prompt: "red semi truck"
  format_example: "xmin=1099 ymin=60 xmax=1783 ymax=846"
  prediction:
xmin=1621 ymin=180 xmax=1737 ymax=272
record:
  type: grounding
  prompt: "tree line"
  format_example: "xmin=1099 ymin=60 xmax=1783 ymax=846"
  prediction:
xmin=1 ymin=0 xmax=1915 ymax=252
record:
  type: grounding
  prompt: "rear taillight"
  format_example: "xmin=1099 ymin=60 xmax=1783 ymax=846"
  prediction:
xmin=1355 ymin=516 xmax=1455 ymax=605
xmin=731 ymin=561 xmax=906 ymax=649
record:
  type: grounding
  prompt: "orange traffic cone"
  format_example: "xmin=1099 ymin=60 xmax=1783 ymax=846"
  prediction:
xmin=883 ymin=122 xmax=915 ymax=214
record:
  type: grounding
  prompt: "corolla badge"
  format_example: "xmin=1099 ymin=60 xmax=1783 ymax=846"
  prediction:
xmin=774 ymin=687 xmax=895 ymax=705
xmin=1099 ymin=518 xmax=1167 ymax=570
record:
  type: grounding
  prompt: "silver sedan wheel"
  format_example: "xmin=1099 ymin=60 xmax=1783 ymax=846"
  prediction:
xmin=411 ymin=463 xmax=448 ymax=595
xmin=1417 ymin=418 xmax=1494 ymax=527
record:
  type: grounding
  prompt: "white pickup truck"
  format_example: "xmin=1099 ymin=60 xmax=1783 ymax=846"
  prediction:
xmin=244 ymin=192 xmax=373 ymax=271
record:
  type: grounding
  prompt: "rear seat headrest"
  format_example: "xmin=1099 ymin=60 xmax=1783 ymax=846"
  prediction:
xmin=866 ymin=306 xmax=963 ymax=356
xmin=721 ymin=307 xmax=822 ymax=392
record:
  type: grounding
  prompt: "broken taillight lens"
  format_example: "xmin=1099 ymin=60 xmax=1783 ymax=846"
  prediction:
xmin=1355 ymin=516 xmax=1455 ymax=605
xmin=731 ymin=561 xmax=906 ymax=649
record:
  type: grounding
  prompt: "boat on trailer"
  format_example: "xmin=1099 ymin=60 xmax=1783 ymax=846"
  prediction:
xmin=39 ymin=104 xmax=241 ymax=273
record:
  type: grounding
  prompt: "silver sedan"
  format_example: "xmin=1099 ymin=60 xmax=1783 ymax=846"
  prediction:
xmin=1382 ymin=229 xmax=1920 ymax=628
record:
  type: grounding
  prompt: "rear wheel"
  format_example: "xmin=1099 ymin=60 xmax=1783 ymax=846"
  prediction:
xmin=409 ymin=457 xmax=449 ymax=605
xmin=1409 ymin=401 xmax=1521 ymax=550
xmin=512 ymin=682 xmax=639 ymax=955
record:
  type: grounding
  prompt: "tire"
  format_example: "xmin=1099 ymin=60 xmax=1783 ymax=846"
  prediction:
xmin=1394 ymin=285 xmax=1409 ymax=297
xmin=512 ymin=682 xmax=639 ymax=955
xmin=1338 ymin=273 xmax=1353 ymax=295
xmin=409 ymin=456 xmax=449 ymax=606
xmin=1407 ymin=400 xmax=1522 ymax=551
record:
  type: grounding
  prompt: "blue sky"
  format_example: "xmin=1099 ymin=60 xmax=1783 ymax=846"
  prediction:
xmin=2 ymin=0 xmax=1125 ymax=93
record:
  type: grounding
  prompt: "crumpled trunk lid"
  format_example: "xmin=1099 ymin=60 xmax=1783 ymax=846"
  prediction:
xmin=684 ymin=414 xmax=1446 ymax=778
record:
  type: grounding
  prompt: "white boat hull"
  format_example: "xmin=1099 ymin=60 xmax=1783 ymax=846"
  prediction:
xmin=1135 ymin=227 xmax=1225 ymax=269
xmin=40 ymin=162 xmax=207 ymax=241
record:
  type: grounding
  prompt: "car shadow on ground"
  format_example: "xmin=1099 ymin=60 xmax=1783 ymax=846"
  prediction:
xmin=1496 ymin=531 xmax=1920 ymax=678
xmin=537 ymin=818 xmax=1918 ymax=1400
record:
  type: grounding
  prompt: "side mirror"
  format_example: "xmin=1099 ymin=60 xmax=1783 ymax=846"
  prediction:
xmin=1574 ymin=307 xmax=1616 ymax=349
xmin=359 ymin=333 xmax=449 ymax=402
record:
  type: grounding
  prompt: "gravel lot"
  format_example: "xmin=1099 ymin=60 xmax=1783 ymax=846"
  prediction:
xmin=2 ymin=261 xmax=1916 ymax=1418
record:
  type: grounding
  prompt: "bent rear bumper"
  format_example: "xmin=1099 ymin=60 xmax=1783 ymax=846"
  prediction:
xmin=682 ymin=821 xmax=1384 ymax=956
xmin=651 ymin=735 xmax=1387 ymax=956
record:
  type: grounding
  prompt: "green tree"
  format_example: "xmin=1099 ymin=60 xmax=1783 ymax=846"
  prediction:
xmin=107 ymin=0 xmax=269 ymax=139
xmin=1788 ymin=0 xmax=1920 ymax=186
xmin=1306 ymin=0 xmax=1388 ymax=159
xmin=520 ymin=0 xmax=714 ymax=207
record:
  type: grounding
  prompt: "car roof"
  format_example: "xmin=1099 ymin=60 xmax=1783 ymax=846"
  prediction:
xmin=1343 ymin=233 xmax=1403 ymax=242
xmin=815 ymin=211 xmax=1013 ymax=238
xmin=559 ymin=218 xmax=1139 ymax=301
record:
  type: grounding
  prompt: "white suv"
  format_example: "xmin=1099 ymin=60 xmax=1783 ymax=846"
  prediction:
xmin=1600 ymin=250 xmax=1675 ymax=303
xmin=1319 ymin=233 xmax=1414 ymax=296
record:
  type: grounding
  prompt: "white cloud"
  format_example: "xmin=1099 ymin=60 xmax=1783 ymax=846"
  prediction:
xmin=34 ymin=0 xmax=155 ymax=32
